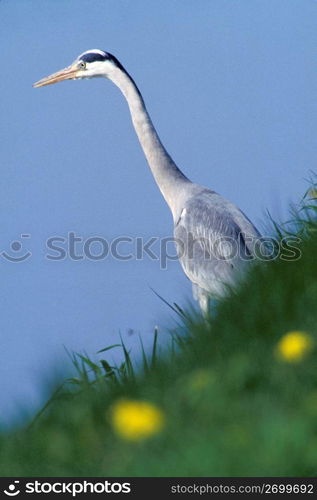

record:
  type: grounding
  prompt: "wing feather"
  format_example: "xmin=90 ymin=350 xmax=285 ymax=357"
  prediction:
xmin=174 ymin=189 xmax=260 ymax=296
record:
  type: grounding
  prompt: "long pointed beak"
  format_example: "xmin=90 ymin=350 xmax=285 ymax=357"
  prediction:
xmin=33 ymin=65 xmax=79 ymax=88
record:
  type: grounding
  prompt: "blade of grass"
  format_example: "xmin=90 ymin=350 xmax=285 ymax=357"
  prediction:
xmin=151 ymin=326 xmax=158 ymax=368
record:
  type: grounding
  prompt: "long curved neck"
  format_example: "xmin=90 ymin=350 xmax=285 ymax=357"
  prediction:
xmin=107 ymin=66 xmax=190 ymax=215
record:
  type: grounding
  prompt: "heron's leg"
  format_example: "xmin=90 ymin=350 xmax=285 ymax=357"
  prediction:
xmin=198 ymin=293 xmax=210 ymax=317
xmin=192 ymin=284 xmax=214 ymax=318
xmin=200 ymin=293 xmax=219 ymax=319
xmin=196 ymin=288 xmax=211 ymax=318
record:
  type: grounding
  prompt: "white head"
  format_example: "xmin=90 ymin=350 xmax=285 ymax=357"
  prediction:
xmin=33 ymin=49 xmax=125 ymax=88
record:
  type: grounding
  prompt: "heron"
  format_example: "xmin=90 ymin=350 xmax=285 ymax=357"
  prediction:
xmin=33 ymin=49 xmax=261 ymax=314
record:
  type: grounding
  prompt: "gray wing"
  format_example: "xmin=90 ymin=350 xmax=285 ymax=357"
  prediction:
xmin=174 ymin=189 xmax=260 ymax=297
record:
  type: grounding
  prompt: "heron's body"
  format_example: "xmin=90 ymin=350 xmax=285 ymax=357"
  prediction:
xmin=34 ymin=49 xmax=261 ymax=313
xmin=174 ymin=187 xmax=260 ymax=311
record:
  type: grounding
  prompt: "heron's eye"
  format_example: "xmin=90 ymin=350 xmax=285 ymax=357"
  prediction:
xmin=78 ymin=61 xmax=86 ymax=69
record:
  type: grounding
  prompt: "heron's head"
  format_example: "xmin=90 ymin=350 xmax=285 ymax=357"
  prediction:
xmin=33 ymin=49 xmax=123 ymax=88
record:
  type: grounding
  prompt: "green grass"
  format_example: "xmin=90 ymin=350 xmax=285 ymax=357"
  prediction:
xmin=1 ymin=185 xmax=317 ymax=476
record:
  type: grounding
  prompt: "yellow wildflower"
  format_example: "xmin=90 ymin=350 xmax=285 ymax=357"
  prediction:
xmin=188 ymin=369 xmax=215 ymax=391
xmin=110 ymin=399 xmax=165 ymax=441
xmin=307 ymin=188 xmax=317 ymax=199
xmin=276 ymin=331 xmax=313 ymax=363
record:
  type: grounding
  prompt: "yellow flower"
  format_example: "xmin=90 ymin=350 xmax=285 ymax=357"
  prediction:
xmin=110 ymin=399 xmax=165 ymax=441
xmin=307 ymin=188 xmax=317 ymax=199
xmin=188 ymin=369 xmax=215 ymax=391
xmin=276 ymin=331 xmax=313 ymax=363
